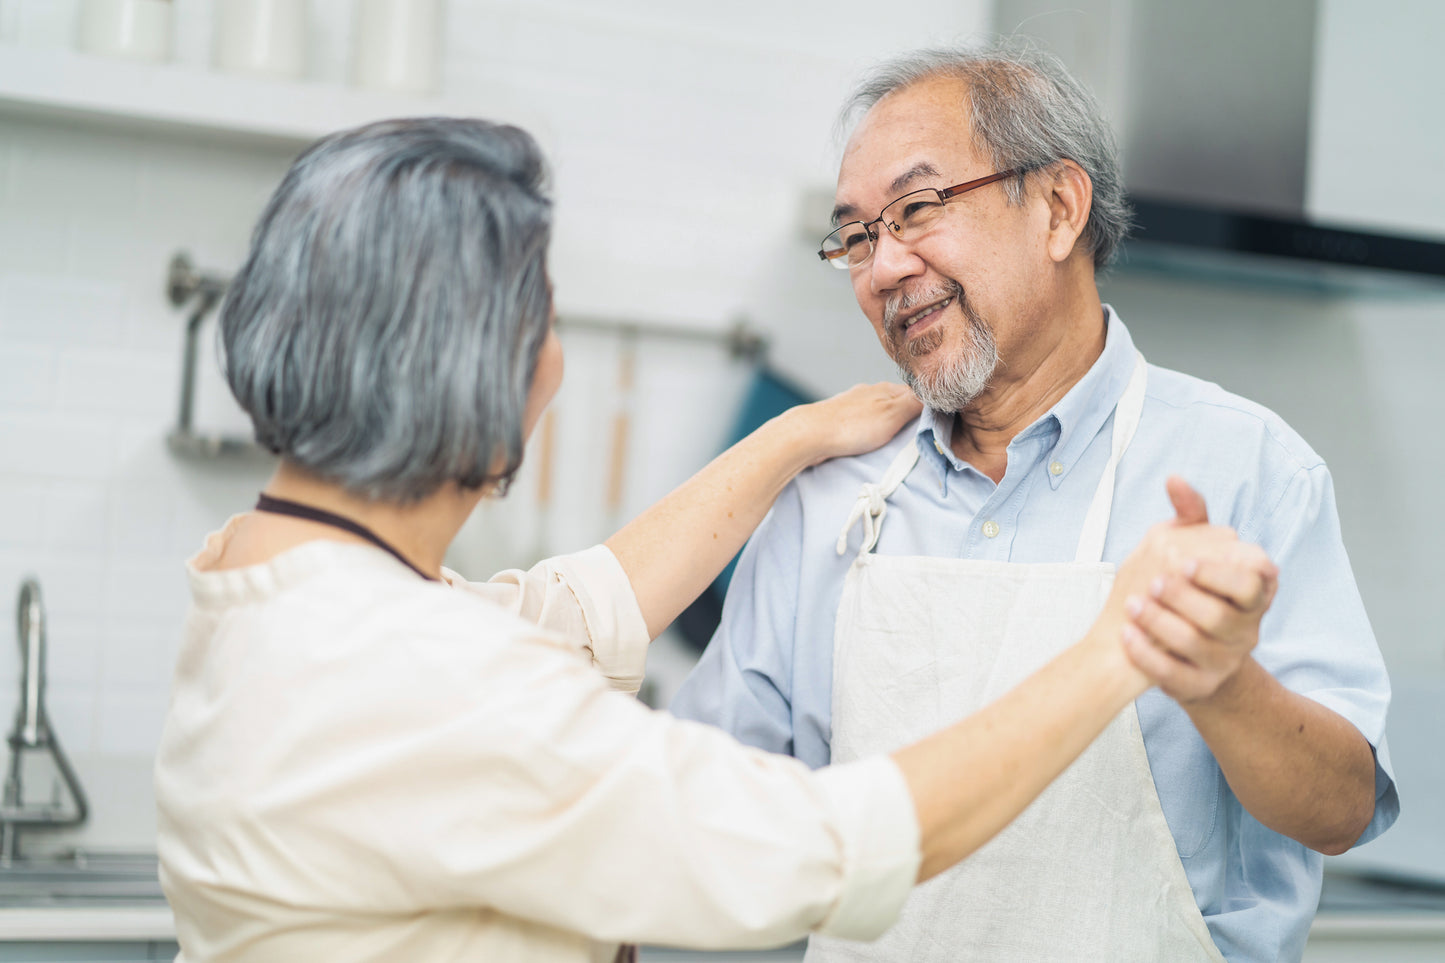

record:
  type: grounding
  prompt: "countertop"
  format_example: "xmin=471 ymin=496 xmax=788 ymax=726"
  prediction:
xmin=4 ymin=872 xmax=1443 ymax=946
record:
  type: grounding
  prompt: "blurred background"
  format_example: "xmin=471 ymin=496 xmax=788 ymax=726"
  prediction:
xmin=0 ymin=0 xmax=1441 ymax=959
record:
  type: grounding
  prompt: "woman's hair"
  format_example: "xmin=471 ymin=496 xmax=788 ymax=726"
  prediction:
xmin=220 ymin=117 xmax=553 ymax=502
xmin=840 ymin=38 xmax=1132 ymax=270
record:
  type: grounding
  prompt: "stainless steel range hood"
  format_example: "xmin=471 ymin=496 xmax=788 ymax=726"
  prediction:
xmin=996 ymin=0 xmax=1445 ymax=286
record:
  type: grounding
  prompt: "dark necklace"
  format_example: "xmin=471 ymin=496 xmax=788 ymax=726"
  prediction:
xmin=254 ymin=493 xmax=439 ymax=582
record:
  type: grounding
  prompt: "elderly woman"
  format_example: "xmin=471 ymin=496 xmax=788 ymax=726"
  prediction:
xmin=155 ymin=119 xmax=1274 ymax=962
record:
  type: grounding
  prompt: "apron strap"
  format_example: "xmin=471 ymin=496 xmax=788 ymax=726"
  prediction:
xmin=1073 ymin=352 xmax=1149 ymax=564
xmin=835 ymin=442 xmax=921 ymax=559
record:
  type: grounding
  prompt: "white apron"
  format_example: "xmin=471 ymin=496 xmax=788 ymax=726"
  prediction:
xmin=807 ymin=355 xmax=1225 ymax=963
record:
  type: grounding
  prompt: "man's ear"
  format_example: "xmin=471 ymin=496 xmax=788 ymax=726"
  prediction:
xmin=1043 ymin=160 xmax=1093 ymax=264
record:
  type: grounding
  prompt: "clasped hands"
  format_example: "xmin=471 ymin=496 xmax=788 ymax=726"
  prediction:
xmin=1110 ymin=476 xmax=1279 ymax=705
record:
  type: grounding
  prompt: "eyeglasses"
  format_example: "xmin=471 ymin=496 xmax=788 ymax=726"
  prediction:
xmin=818 ymin=170 xmax=1020 ymax=270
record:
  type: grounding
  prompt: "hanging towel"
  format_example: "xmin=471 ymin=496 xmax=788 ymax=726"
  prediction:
xmin=673 ymin=365 xmax=815 ymax=652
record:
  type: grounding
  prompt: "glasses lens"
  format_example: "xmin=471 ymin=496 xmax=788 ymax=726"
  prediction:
xmin=882 ymin=191 xmax=945 ymax=239
xmin=820 ymin=223 xmax=872 ymax=269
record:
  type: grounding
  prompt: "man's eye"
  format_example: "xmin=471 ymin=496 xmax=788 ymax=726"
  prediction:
xmin=901 ymin=200 xmax=940 ymax=221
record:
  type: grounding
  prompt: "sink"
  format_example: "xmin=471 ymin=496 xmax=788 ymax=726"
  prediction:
xmin=0 ymin=851 xmax=166 ymax=907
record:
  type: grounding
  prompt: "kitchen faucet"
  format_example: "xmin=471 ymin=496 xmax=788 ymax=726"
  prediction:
xmin=1 ymin=578 xmax=88 ymax=864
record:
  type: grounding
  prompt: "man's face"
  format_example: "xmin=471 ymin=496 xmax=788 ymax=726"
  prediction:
xmin=834 ymin=76 xmax=1052 ymax=411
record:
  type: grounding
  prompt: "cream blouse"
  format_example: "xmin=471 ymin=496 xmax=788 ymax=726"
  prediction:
xmin=155 ymin=517 xmax=920 ymax=962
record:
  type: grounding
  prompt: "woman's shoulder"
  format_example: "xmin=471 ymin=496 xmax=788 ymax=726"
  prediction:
xmin=187 ymin=538 xmax=587 ymax=670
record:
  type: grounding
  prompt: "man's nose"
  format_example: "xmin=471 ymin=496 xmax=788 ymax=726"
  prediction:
xmin=868 ymin=229 xmax=924 ymax=295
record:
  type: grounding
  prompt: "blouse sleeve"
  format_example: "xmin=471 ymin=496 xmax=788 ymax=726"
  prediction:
xmin=444 ymin=545 xmax=651 ymax=694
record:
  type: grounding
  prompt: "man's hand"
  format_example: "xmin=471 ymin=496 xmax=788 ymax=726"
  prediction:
xmin=1121 ymin=477 xmax=1278 ymax=703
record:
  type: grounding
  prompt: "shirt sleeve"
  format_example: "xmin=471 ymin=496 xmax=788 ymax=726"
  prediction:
xmin=670 ymin=483 xmax=804 ymax=757
xmin=444 ymin=544 xmax=651 ymax=695
xmin=263 ymin=605 xmax=921 ymax=948
xmin=1242 ymin=462 xmax=1399 ymax=845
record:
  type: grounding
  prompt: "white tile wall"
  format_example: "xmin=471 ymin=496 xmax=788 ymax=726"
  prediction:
xmin=0 ymin=0 xmax=992 ymax=849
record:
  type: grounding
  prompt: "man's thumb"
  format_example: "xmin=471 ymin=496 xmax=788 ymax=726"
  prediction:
xmin=1167 ymin=475 xmax=1209 ymax=526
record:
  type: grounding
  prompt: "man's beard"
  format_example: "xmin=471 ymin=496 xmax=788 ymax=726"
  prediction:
xmin=883 ymin=279 xmax=999 ymax=412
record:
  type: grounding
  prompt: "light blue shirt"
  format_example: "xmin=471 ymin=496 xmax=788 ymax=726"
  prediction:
xmin=672 ymin=308 xmax=1398 ymax=963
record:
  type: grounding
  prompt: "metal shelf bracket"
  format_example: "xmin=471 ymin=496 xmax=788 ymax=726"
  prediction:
xmin=164 ymin=251 xmax=271 ymax=460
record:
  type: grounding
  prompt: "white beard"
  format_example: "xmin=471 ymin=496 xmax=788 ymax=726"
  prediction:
xmin=889 ymin=284 xmax=999 ymax=412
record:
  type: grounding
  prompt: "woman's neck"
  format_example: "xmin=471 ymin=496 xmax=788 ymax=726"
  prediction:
xmin=247 ymin=462 xmax=483 ymax=579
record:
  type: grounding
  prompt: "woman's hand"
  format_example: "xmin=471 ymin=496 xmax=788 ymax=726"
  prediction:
xmin=785 ymin=383 xmax=922 ymax=469
xmin=1120 ymin=479 xmax=1278 ymax=704
xmin=1088 ymin=479 xmax=1273 ymax=688
xmin=607 ymin=382 xmax=919 ymax=639
xmin=1091 ymin=518 xmax=1240 ymax=678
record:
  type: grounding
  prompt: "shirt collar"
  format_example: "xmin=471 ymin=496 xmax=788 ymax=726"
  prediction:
xmin=915 ymin=406 xmax=965 ymax=477
xmin=913 ymin=305 xmax=1138 ymax=488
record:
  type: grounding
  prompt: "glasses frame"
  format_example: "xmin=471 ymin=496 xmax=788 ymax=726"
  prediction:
xmin=818 ymin=169 xmax=1021 ymax=269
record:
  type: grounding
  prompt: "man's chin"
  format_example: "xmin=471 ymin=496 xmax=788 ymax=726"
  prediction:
xmin=888 ymin=324 xmax=946 ymax=367
xmin=898 ymin=344 xmax=950 ymax=385
xmin=902 ymin=327 xmax=946 ymax=360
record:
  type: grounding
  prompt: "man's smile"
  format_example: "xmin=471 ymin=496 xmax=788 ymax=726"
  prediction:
xmin=898 ymin=296 xmax=953 ymax=341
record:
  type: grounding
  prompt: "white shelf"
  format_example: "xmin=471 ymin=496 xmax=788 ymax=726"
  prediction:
xmin=0 ymin=43 xmax=533 ymax=151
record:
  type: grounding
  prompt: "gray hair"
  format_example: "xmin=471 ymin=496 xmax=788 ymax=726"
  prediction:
xmin=841 ymin=39 xmax=1131 ymax=270
xmin=220 ymin=117 xmax=552 ymax=502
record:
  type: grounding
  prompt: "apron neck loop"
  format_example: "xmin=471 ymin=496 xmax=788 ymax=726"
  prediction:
xmin=836 ymin=443 xmax=921 ymax=560
xmin=1072 ymin=352 xmax=1149 ymax=564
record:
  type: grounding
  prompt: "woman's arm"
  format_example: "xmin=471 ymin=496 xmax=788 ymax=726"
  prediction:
xmin=606 ymin=382 xmax=921 ymax=638
xmin=406 ymin=490 xmax=1275 ymax=950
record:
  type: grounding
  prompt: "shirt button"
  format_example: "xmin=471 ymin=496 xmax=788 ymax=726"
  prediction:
xmin=982 ymin=520 xmax=1000 ymax=538
xmin=934 ymin=438 xmax=947 ymax=456
xmin=1049 ymin=460 xmax=1064 ymax=476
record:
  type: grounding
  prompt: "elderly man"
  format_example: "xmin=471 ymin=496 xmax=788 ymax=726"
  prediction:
xmin=672 ymin=42 xmax=1396 ymax=963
